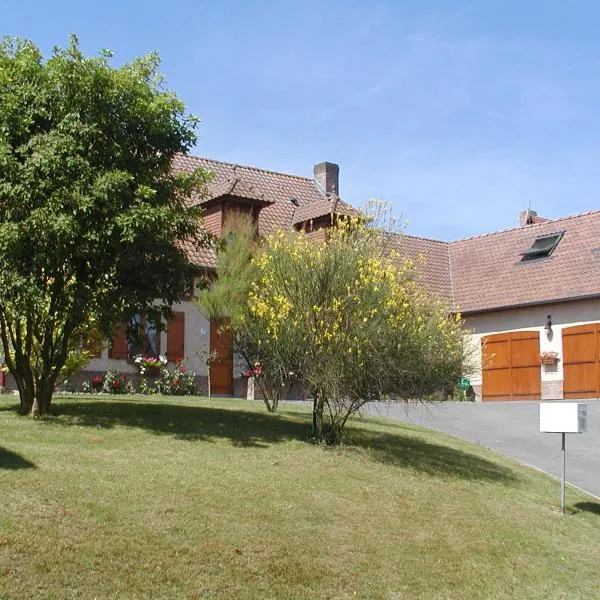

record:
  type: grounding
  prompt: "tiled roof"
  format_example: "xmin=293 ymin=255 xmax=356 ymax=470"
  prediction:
xmin=382 ymin=232 xmax=451 ymax=301
xmin=292 ymin=195 xmax=359 ymax=225
xmin=173 ymin=153 xmax=600 ymax=314
xmin=450 ymin=210 xmax=600 ymax=313
xmin=172 ymin=154 xmax=333 ymax=236
xmin=176 ymin=239 xmax=217 ymax=270
xmin=201 ymin=176 xmax=270 ymax=206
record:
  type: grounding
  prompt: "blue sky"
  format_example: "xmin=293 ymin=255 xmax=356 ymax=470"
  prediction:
xmin=2 ymin=0 xmax=600 ymax=240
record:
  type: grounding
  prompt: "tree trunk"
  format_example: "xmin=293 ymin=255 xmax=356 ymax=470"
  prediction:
xmin=11 ymin=363 xmax=56 ymax=417
xmin=16 ymin=376 xmax=34 ymax=416
xmin=11 ymin=364 xmax=35 ymax=416
xmin=207 ymin=364 xmax=211 ymax=400
xmin=312 ymin=392 xmax=324 ymax=439
xmin=34 ymin=376 xmax=55 ymax=416
xmin=271 ymin=391 xmax=279 ymax=413
xmin=256 ymin=379 xmax=275 ymax=412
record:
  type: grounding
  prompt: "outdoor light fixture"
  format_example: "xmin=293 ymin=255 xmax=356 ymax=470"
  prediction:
xmin=544 ymin=315 xmax=553 ymax=338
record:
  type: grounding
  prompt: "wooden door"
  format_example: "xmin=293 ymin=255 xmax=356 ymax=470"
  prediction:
xmin=210 ymin=319 xmax=233 ymax=396
xmin=482 ymin=331 xmax=541 ymax=401
xmin=563 ymin=323 xmax=600 ymax=399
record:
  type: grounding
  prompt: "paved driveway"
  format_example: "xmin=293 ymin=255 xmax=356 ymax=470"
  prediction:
xmin=366 ymin=400 xmax=600 ymax=499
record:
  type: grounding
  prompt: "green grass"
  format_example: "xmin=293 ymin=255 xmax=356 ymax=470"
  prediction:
xmin=1 ymin=394 xmax=600 ymax=600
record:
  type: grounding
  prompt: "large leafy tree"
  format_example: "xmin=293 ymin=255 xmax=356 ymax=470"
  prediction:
xmin=0 ymin=37 xmax=210 ymax=415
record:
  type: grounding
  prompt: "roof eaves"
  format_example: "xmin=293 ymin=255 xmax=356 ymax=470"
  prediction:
xmin=458 ymin=292 xmax=600 ymax=316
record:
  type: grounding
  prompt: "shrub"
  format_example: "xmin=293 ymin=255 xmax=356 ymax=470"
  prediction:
xmin=102 ymin=369 xmax=128 ymax=394
xmin=138 ymin=377 xmax=157 ymax=395
xmin=90 ymin=374 xmax=104 ymax=392
xmin=157 ymin=362 xmax=196 ymax=395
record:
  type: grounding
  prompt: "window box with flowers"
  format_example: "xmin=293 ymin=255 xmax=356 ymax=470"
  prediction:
xmin=134 ymin=354 xmax=167 ymax=376
xmin=540 ymin=351 xmax=560 ymax=365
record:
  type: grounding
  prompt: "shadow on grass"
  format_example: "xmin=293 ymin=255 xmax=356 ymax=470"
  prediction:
xmin=0 ymin=447 xmax=36 ymax=470
xmin=1 ymin=399 xmax=517 ymax=481
xmin=574 ymin=502 xmax=600 ymax=516
xmin=346 ymin=427 xmax=519 ymax=483
xmin=45 ymin=400 xmax=312 ymax=448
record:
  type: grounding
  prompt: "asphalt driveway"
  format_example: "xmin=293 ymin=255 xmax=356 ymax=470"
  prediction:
xmin=366 ymin=400 xmax=600 ymax=499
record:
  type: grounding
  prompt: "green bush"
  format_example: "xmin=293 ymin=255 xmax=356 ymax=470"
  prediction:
xmin=138 ymin=377 xmax=157 ymax=395
xmin=156 ymin=362 xmax=196 ymax=395
xmin=102 ymin=369 xmax=128 ymax=394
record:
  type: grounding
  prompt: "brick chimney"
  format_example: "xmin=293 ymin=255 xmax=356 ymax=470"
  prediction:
xmin=520 ymin=209 xmax=537 ymax=226
xmin=314 ymin=162 xmax=339 ymax=196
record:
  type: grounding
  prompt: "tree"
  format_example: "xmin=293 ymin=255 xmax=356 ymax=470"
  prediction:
xmin=0 ymin=36 xmax=210 ymax=415
xmin=238 ymin=219 xmax=467 ymax=443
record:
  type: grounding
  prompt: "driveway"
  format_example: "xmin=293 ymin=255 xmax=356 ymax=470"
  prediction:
xmin=366 ymin=400 xmax=600 ymax=499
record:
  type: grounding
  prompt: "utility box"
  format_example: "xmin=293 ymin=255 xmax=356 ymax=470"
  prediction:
xmin=540 ymin=402 xmax=587 ymax=433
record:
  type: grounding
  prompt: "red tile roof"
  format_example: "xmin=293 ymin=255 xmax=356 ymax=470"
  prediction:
xmin=381 ymin=232 xmax=451 ymax=300
xmin=174 ymin=153 xmax=600 ymax=313
xmin=172 ymin=154 xmax=335 ymax=236
xmin=204 ymin=177 xmax=271 ymax=205
xmin=292 ymin=195 xmax=359 ymax=225
xmin=450 ymin=210 xmax=600 ymax=313
xmin=176 ymin=238 xmax=217 ymax=270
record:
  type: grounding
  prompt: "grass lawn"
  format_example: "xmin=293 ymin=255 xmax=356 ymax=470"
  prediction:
xmin=1 ymin=395 xmax=600 ymax=599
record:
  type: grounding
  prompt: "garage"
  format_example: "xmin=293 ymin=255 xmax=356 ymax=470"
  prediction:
xmin=482 ymin=331 xmax=541 ymax=401
xmin=562 ymin=323 xmax=600 ymax=399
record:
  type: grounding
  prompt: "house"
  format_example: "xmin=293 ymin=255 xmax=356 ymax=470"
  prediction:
xmin=83 ymin=155 xmax=600 ymax=401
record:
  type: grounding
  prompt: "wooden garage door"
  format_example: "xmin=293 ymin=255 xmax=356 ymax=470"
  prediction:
xmin=482 ymin=331 xmax=541 ymax=401
xmin=563 ymin=323 xmax=600 ymax=399
xmin=210 ymin=318 xmax=233 ymax=396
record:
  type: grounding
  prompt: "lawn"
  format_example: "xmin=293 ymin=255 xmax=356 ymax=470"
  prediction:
xmin=1 ymin=395 xmax=599 ymax=600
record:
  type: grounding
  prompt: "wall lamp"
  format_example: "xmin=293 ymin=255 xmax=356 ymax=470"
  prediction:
xmin=544 ymin=315 xmax=553 ymax=338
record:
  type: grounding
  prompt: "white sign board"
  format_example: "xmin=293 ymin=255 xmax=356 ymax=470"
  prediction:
xmin=540 ymin=402 xmax=587 ymax=433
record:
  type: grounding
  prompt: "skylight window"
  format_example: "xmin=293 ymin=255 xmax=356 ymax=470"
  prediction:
xmin=520 ymin=232 xmax=564 ymax=261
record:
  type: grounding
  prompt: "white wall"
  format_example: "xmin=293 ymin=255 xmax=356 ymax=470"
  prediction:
xmin=463 ymin=297 xmax=600 ymax=388
xmin=86 ymin=300 xmax=211 ymax=376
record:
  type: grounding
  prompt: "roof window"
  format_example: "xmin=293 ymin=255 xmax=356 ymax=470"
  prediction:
xmin=520 ymin=232 xmax=563 ymax=261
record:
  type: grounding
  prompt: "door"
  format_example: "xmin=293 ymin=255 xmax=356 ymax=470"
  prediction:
xmin=210 ymin=318 xmax=233 ymax=396
xmin=563 ymin=323 xmax=600 ymax=399
xmin=482 ymin=331 xmax=541 ymax=401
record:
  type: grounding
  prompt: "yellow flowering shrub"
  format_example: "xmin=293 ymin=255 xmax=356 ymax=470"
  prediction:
xmin=237 ymin=217 xmax=467 ymax=443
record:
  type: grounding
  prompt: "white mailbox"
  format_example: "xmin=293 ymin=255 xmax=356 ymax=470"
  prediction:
xmin=540 ymin=402 xmax=587 ymax=433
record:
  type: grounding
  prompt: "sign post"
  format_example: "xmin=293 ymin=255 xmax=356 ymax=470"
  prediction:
xmin=540 ymin=402 xmax=587 ymax=515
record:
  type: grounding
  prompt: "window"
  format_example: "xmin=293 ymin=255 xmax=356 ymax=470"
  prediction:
xmin=109 ymin=313 xmax=162 ymax=360
xmin=520 ymin=232 xmax=564 ymax=261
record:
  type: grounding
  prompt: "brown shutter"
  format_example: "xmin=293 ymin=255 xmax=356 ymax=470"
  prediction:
xmin=109 ymin=322 xmax=129 ymax=359
xmin=167 ymin=311 xmax=185 ymax=363
xmin=83 ymin=330 xmax=102 ymax=358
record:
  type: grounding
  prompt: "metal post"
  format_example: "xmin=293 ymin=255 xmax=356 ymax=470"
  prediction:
xmin=561 ymin=432 xmax=566 ymax=515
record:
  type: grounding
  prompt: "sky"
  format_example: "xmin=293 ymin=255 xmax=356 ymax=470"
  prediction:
xmin=2 ymin=0 xmax=600 ymax=240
